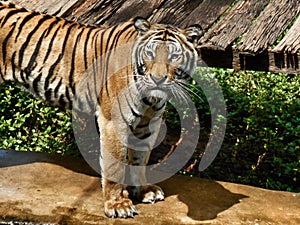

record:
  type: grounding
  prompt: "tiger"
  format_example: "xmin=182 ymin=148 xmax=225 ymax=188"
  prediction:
xmin=0 ymin=0 xmax=203 ymax=218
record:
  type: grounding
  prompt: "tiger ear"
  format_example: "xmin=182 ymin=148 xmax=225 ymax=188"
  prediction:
xmin=134 ymin=17 xmax=151 ymax=35
xmin=184 ymin=24 xmax=203 ymax=46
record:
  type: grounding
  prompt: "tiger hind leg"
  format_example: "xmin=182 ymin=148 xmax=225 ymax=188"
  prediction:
xmin=135 ymin=184 xmax=165 ymax=204
xmin=128 ymin=149 xmax=165 ymax=204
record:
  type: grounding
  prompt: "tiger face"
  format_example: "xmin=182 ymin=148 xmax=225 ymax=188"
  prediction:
xmin=132 ymin=17 xmax=203 ymax=102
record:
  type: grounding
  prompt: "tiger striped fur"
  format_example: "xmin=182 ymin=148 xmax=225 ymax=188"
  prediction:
xmin=0 ymin=0 xmax=203 ymax=218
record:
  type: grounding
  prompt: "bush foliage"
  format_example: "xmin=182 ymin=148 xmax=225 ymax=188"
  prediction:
xmin=0 ymin=69 xmax=299 ymax=192
xmin=192 ymin=68 xmax=300 ymax=193
xmin=0 ymin=82 xmax=78 ymax=156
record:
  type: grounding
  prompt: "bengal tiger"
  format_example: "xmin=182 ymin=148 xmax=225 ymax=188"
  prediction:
xmin=0 ymin=0 xmax=203 ymax=218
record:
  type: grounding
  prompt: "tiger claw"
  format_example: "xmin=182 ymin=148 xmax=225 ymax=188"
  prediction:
xmin=104 ymin=198 xmax=138 ymax=218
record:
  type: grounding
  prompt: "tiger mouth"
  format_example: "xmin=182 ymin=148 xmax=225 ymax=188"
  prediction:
xmin=146 ymin=87 xmax=169 ymax=101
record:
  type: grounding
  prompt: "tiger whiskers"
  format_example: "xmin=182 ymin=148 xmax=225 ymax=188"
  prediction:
xmin=164 ymin=84 xmax=189 ymax=107
xmin=175 ymin=81 xmax=203 ymax=102
xmin=118 ymin=74 xmax=144 ymax=81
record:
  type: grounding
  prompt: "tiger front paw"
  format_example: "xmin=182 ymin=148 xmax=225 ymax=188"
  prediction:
xmin=104 ymin=198 xmax=138 ymax=218
xmin=139 ymin=185 xmax=165 ymax=204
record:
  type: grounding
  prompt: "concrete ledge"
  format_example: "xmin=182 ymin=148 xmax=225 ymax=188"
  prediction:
xmin=0 ymin=150 xmax=299 ymax=225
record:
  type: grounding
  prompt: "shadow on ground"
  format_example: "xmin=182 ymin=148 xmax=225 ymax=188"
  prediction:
xmin=159 ymin=175 xmax=247 ymax=221
xmin=0 ymin=149 xmax=247 ymax=223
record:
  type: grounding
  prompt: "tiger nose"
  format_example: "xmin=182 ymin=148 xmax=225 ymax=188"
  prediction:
xmin=150 ymin=74 xmax=167 ymax=86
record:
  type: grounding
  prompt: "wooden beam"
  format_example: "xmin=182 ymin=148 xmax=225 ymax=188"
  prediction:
xmin=198 ymin=48 xmax=300 ymax=74
xmin=269 ymin=52 xmax=300 ymax=74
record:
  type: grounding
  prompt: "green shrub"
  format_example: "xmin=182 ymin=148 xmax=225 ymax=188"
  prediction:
xmin=0 ymin=82 xmax=78 ymax=156
xmin=191 ymin=68 xmax=300 ymax=193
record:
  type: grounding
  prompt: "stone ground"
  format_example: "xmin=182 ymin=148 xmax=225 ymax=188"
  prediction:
xmin=0 ymin=150 xmax=299 ymax=225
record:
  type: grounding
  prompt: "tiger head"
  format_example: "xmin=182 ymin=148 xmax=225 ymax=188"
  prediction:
xmin=132 ymin=17 xmax=203 ymax=101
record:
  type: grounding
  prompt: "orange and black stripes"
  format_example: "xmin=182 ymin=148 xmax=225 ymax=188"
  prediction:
xmin=0 ymin=1 xmax=137 ymax=110
xmin=0 ymin=3 xmax=203 ymax=218
xmin=0 ymin=0 xmax=201 ymax=118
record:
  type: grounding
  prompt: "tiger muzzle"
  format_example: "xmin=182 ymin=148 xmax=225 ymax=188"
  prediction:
xmin=149 ymin=74 xmax=168 ymax=86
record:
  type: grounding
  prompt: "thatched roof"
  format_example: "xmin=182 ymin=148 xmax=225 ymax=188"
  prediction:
xmin=11 ymin=0 xmax=300 ymax=74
